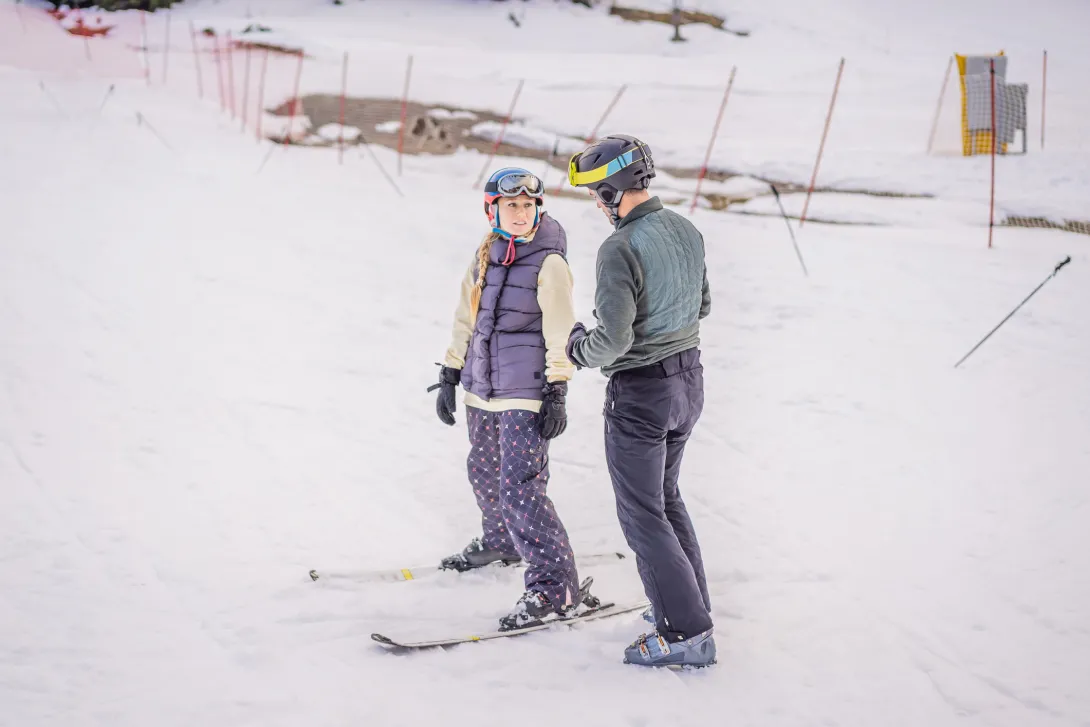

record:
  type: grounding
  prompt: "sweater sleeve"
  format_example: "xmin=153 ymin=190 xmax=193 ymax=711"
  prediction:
xmin=699 ymin=266 xmax=711 ymax=320
xmin=569 ymin=238 xmax=639 ymax=370
xmin=537 ymin=254 xmax=576 ymax=383
xmin=443 ymin=259 xmax=478 ymax=369
xmin=698 ymin=231 xmax=711 ymax=320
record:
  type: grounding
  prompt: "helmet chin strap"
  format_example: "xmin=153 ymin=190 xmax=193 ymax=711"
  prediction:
xmin=494 ymin=207 xmax=541 ymax=267
xmin=605 ymin=189 xmax=625 ymax=228
xmin=490 ymin=203 xmax=541 ymax=240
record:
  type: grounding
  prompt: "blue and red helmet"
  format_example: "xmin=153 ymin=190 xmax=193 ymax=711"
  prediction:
xmin=483 ymin=167 xmax=544 ymax=227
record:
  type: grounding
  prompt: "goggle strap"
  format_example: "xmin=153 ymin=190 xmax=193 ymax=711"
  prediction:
xmin=568 ymin=144 xmax=647 ymax=187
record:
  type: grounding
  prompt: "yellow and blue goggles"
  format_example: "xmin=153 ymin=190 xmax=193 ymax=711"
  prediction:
xmin=567 ymin=145 xmax=648 ymax=189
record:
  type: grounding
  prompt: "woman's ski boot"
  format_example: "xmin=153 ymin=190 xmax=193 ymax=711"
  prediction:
xmin=439 ymin=537 xmax=522 ymax=572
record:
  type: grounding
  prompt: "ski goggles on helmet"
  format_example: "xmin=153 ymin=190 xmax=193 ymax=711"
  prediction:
xmin=567 ymin=146 xmax=647 ymax=198
xmin=492 ymin=171 xmax=545 ymax=199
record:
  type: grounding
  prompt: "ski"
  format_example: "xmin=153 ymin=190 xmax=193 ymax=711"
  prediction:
xmin=308 ymin=550 xmax=628 ymax=584
xmin=371 ymin=600 xmax=650 ymax=650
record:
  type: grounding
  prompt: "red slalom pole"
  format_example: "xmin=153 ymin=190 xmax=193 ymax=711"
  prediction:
xmin=339 ymin=51 xmax=349 ymax=165
xmin=162 ymin=10 xmax=171 ymax=85
xmin=799 ymin=57 xmax=845 ymax=227
xmin=690 ymin=67 xmax=737 ymax=214
xmin=189 ymin=21 xmax=203 ymax=100
xmin=74 ymin=8 xmax=92 ymax=62
xmin=554 ymin=83 xmax=628 ymax=194
xmin=139 ymin=11 xmax=149 ymax=83
xmin=1041 ymin=49 xmax=1047 ymax=150
xmin=256 ymin=49 xmax=269 ymax=141
xmin=586 ymin=84 xmax=627 ymax=142
xmin=927 ymin=55 xmax=953 ymax=154
xmin=14 ymin=2 xmax=27 ymax=33
xmin=241 ymin=45 xmax=252 ymax=133
xmin=214 ymin=35 xmax=225 ymax=112
xmin=285 ymin=50 xmax=305 ymax=144
xmin=474 ymin=79 xmax=525 ymax=188
xmin=226 ymin=32 xmax=236 ymax=119
xmin=988 ymin=58 xmax=997 ymax=249
xmin=396 ymin=55 xmax=413 ymax=175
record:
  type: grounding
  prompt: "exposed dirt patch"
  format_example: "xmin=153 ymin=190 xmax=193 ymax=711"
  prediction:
xmin=269 ymin=94 xmax=928 ymax=198
xmin=199 ymin=27 xmax=306 ymax=57
xmin=261 ymin=95 xmax=1084 ymax=236
xmin=273 ymin=94 xmax=519 ymax=157
xmin=665 ymin=167 xmax=934 ymax=199
xmin=608 ymin=5 xmax=726 ymax=31
xmin=1004 ymin=216 xmax=1090 ymax=237
xmin=728 ymin=210 xmax=884 ymax=226
xmin=230 ymin=40 xmax=304 ymax=56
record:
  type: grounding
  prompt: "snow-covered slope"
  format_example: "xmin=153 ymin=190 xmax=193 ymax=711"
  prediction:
xmin=2 ymin=2 xmax=1089 ymax=726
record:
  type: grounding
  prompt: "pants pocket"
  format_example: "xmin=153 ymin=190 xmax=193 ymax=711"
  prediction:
xmin=603 ymin=375 xmax=622 ymax=416
xmin=602 ymin=376 xmax=614 ymax=433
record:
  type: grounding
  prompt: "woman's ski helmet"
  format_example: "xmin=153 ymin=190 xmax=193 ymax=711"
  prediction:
xmin=483 ymin=167 xmax=545 ymax=229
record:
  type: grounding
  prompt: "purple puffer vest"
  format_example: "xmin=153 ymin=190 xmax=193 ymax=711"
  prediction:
xmin=461 ymin=213 xmax=567 ymax=401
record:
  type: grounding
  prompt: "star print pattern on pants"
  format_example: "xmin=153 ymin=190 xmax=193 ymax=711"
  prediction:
xmin=466 ymin=405 xmax=579 ymax=608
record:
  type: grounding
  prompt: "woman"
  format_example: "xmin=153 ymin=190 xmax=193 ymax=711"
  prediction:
xmin=430 ymin=167 xmax=583 ymax=631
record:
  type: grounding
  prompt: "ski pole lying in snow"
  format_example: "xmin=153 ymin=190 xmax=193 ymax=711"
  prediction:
xmin=14 ymin=1 xmax=27 ymax=33
xmin=954 ymin=256 xmax=1072 ymax=369
xmin=770 ymin=185 xmax=809 ymax=277
xmin=97 ymin=84 xmax=116 ymax=115
xmin=356 ymin=134 xmax=404 ymax=198
xmin=256 ymin=141 xmax=281 ymax=174
xmin=135 ymin=112 xmax=173 ymax=151
xmin=89 ymin=85 xmax=116 ymax=135
xmin=38 ymin=81 xmax=68 ymax=119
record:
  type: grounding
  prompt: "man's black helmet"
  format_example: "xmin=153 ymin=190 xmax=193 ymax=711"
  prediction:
xmin=568 ymin=134 xmax=655 ymax=222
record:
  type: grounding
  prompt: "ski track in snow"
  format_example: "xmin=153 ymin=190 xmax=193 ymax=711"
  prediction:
xmin=2 ymin=1 xmax=1090 ymax=725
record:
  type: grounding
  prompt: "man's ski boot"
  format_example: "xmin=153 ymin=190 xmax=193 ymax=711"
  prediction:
xmin=641 ymin=605 xmax=655 ymax=625
xmin=498 ymin=577 xmax=599 ymax=632
xmin=623 ymin=628 xmax=717 ymax=669
xmin=439 ymin=538 xmax=522 ymax=572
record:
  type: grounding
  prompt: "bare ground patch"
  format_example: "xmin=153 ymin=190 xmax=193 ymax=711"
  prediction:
xmin=261 ymin=95 xmax=1085 ymax=235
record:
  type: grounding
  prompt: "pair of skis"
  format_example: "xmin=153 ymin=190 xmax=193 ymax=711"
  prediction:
xmin=308 ymin=551 xmax=649 ymax=650
xmin=371 ymin=600 xmax=650 ymax=649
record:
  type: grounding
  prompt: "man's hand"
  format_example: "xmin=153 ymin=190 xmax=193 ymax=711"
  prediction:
xmin=565 ymin=323 xmax=588 ymax=368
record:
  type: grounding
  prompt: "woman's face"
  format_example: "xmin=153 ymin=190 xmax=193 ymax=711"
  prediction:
xmin=496 ymin=194 xmax=538 ymax=236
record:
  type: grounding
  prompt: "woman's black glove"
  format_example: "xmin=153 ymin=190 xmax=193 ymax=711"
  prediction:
xmin=540 ymin=381 xmax=568 ymax=440
xmin=427 ymin=366 xmax=461 ymax=426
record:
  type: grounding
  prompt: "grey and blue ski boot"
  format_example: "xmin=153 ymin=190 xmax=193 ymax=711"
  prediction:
xmin=498 ymin=577 xmax=598 ymax=632
xmin=623 ymin=628 xmax=717 ymax=668
xmin=440 ymin=537 xmax=521 ymax=572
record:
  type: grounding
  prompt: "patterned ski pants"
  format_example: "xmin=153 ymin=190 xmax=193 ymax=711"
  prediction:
xmin=466 ymin=406 xmax=579 ymax=608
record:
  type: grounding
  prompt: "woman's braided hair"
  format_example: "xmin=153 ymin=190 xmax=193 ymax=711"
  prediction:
xmin=469 ymin=231 xmax=501 ymax=321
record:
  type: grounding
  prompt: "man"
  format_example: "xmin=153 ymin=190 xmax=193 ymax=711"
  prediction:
xmin=565 ymin=134 xmax=715 ymax=668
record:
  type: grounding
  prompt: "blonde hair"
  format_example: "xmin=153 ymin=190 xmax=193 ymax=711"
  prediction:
xmin=469 ymin=231 xmax=502 ymax=322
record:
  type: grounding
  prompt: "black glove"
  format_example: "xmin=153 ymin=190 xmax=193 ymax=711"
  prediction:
xmin=426 ymin=366 xmax=460 ymax=426
xmin=540 ymin=381 xmax=568 ymax=440
xmin=566 ymin=323 xmax=588 ymax=370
